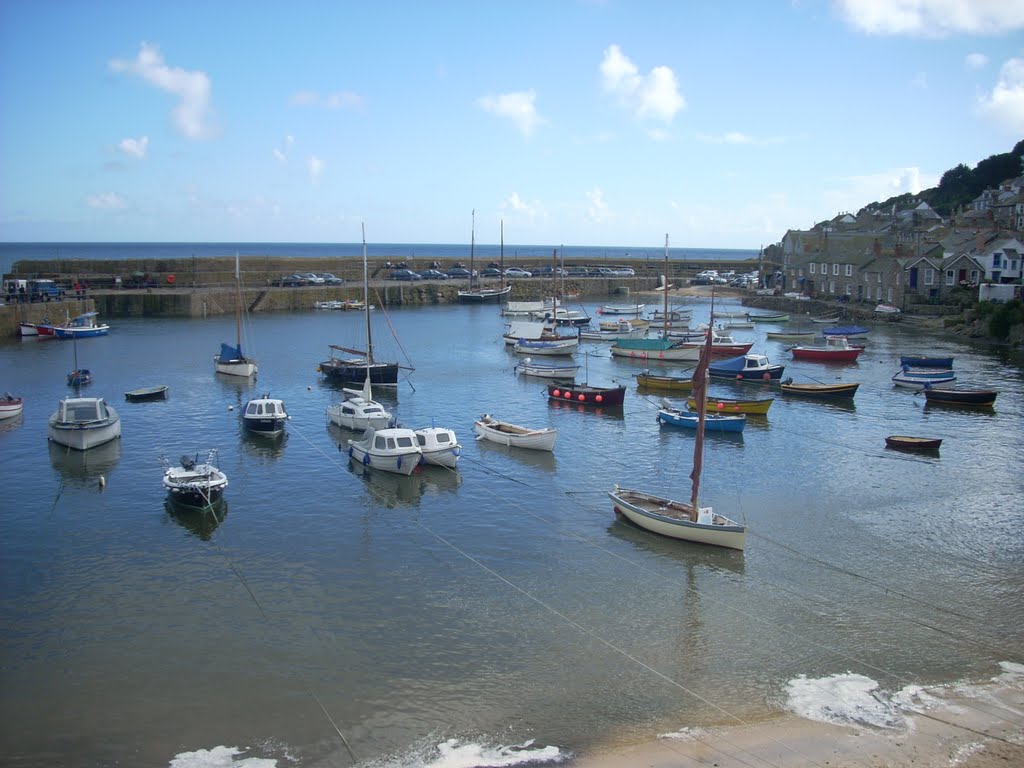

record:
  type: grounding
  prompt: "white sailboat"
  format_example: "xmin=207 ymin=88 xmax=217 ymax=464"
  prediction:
xmin=214 ymin=253 xmax=258 ymax=378
xmin=609 ymin=257 xmax=747 ymax=550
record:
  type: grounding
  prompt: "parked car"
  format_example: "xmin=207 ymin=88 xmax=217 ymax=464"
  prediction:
xmin=588 ymin=267 xmax=615 ymax=277
xmin=281 ymin=274 xmax=310 ymax=286
xmin=418 ymin=269 xmax=448 ymax=280
xmin=533 ymin=265 xmax=567 ymax=277
xmin=564 ymin=267 xmax=590 ymax=276
xmin=504 ymin=267 xmax=533 ymax=278
xmin=298 ymin=272 xmax=324 ymax=284
xmin=608 ymin=267 xmax=635 ymax=276
xmin=446 ymin=267 xmax=476 ymax=279
xmin=696 ymin=269 xmax=719 ymax=280
xmin=319 ymin=273 xmax=344 ymax=285
xmin=390 ymin=269 xmax=423 ymax=281
xmin=480 ymin=267 xmax=503 ymax=278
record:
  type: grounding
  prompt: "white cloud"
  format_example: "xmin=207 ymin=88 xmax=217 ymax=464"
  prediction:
xmin=478 ymin=90 xmax=546 ymax=137
xmin=86 ymin=192 xmax=129 ymax=210
xmin=696 ymin=132 xmax=784 ymax=145
xmin=586 ymin=187 xmax=610 ymax=223
xmin=290 ymin=90 xmax=364 ymax=110
xmin=118 ymin=136 xmax=149 ymax=159
xmin=978 ymin=58 xmax=1024 ymax=134
xmin=966 ymin=53 xmax=989 ymax=69
xmin=822 ymin=167 xmax=939 ymax=214
xmin=307 ymin=155 xmax=324 ymax=182
xmin=109 ymin=42 xmax=213 ymax=139
xmin=600 ymin=44 xmax=684 ymax=123
xmin=835 ymin=0 xmax=1024 ymax=38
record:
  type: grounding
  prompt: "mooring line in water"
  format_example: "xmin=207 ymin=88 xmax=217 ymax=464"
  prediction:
xmin=408 ymin=517 xmax=822 ymax=768
xmin=208 ymin=419 xmax=360 ymax=765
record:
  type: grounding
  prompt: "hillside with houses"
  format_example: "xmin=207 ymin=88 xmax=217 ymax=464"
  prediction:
xmin=764 ymin=146 xmax=1024 ymax=346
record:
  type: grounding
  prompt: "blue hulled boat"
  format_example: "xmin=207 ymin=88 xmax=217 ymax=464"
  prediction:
xmin=709 ymin=353 xmax=785 ymax=381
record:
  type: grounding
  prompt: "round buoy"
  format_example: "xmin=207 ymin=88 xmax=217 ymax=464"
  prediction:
xmin=166 ymin=274 xmax=176 ymax=284
xmin=564 ymin=391 xmax=572 ymax=399
xmin=552 ymin=389 xmax=561 ymax=397
xmin=99 ymin=475 xmax=106 ymax=489
xmin=228 ymin=405 xmax=234 ymax=411
xmin=717 ymin=402 xmax=724 ymax=410
xmin=763 ymin=373 xmax=771 ymax=380
xmin=595 ymin=394 xmax=603 ymax=403
xmin=736 ymin=374 xmax=742 ymax=380
xmin=578 ymin=393 xmax=585 ymax=401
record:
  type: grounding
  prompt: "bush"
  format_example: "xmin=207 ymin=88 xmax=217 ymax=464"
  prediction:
xmin=987 ymin=299 xmax=1023 ymax=340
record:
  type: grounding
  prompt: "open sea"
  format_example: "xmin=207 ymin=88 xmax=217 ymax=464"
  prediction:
xmin=1 ymin=268 xmax=1023 ymax=766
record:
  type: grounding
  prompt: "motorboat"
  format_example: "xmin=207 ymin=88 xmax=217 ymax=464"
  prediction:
xmin=52 ymin=311 xmax=110 ymax=338
xmin=0 ymin=393 xmax=24 ymax=419
xmin=414 ymin=427 xmax=461 ymax=468
xmin=163 ymin=450 xmax=228 ymax=509
xmin=47 ymin=396 xmax=121 ymax=450
xmin=709 ymin=353 xmax=785 ymax=381
xmin=790 ymin=335 xmax=864 ymax=362
xmin=242 ymin=393 xmax=290 ymax=436
xmin=347 ymin=427 xmax=423 ymax=475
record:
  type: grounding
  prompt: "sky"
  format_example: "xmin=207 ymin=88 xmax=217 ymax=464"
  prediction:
xmin=1 ymin=0 xmax=1023 ymax=250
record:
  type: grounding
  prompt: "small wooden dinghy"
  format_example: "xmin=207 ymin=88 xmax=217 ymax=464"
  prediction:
xmin=125 ymin=385 xmax=168 ymax=402
xmin=473 ymin=414 xmax=557 ymax=451
xmin=885 ymin=435 xmax=942 ymax=452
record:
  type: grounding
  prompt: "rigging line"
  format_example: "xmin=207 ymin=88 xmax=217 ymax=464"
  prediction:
xmin=408 ymin=517 xmax=824 ymax=768
xmin=371 ymin=287 xmax=415 ymax=370
xmin=557 ymin=491 xmax=1022 ymax=730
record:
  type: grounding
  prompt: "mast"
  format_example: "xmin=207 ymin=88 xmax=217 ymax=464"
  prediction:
xmin=234 ymin=252 xmax=243 ymax=352
xmin=689 ymin=290 xmax=715 ymax=520
xmin=662 ymin=235 xmax=669 ymax=339
xmin=362 ymin=224 xmax=372 ymax=364
xmin=469 ymin=209 xmax=476 ymax=291
xmin=500 ymin=219 xmax=505 ymax=292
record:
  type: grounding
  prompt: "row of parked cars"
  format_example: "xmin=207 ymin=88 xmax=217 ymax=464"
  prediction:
xmin=392 ymin=264 xmax=637 ymax=281
xmin=689 ymin=269 xmax=760 ymax=287
xmin=280 ymin=272 xmax=344 ymax=286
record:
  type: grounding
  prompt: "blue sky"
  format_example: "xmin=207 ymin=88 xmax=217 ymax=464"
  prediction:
xmin=1 ymin=0 xmax=1022 ymax=249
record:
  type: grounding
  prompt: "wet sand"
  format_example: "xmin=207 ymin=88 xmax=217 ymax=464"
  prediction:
xmin=568 ymin=674 xmax=1024 ymax=768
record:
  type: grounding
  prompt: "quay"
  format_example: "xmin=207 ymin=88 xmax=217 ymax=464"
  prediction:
xmin=1 ymin=254 xmax=763 ymax=337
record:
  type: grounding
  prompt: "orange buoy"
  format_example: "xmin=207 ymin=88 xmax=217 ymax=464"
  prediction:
xmin=166 ymin=274 xmax=176 ymax=284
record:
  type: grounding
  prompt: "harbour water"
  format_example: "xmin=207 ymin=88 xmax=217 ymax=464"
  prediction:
xmin=1 ymin=294 xmax=1022 ymax=767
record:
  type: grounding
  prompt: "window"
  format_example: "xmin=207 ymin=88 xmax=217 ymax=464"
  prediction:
xmin=924 ymin=268 xmax=935 ymax=285
xmin=832 ymin=263 xmax=839 ymax=276
xmin=820 ymin=263 xmax=827 ymax=274
xmin=992 ymin=253 xmax=1001 ymax=267
xmin=845 ymin=283 xmax=852 ymax=295
xmin=877 ymin=272 xmax=882 ymax=283
xmin=945 ymin=270 xmax=955 ymax=285
xmin=887 ymin=288 xmax=893 ymax=303
xmin=810 ymin=263 xmax=816 ymax=274
xmin=971 ymin=269 xmax=979 ymax=282
xmin=845 ymin=264 xmax=852 ymax=277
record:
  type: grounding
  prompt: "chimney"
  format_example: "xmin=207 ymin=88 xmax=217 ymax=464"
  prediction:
xmin=873 ymin=239 xmax=881 ymax=257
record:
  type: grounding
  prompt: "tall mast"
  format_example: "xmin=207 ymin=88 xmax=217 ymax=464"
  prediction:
xmin=234 ymin=252 xmax=244 ymax=352
xmin=362 ymin=224 xmax=372 ymax=364
xmin=689 ymin=291 xmax=715 ymax=520
xmin=470 ymin=209 xmax=476 ymax=290
xmin=663 ymin=235 xmax=669 ymax=339
xmin=500 ymin=219 xmax=505 ymax=291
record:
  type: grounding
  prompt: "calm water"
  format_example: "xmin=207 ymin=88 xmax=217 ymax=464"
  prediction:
xmin=1 ymin=297 xmax=1022 ymax=767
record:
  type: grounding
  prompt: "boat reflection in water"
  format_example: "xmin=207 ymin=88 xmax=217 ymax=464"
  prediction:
xmin=474 ymin=435 xmax=558 ymax=472
xmin=547 ymin=397 xmax=625 ymax=420
xmin=240 ymin=428 xmax=288 ymax=462
xmin=606 ymin=519 xmax=746 ymax=575
xmin=347 ymin=461 xmax=461 ymax=507
xmin=48 ymin=438 xmax=121 ymax=487
xmin=164 ymin=498 xmax=227 ymax=541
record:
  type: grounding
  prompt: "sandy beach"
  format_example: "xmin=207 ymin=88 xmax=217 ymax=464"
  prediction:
xmin=568 ymin=668 xmax=1024 ymax=768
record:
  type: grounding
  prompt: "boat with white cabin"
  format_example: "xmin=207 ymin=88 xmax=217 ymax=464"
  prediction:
xmin=47 ymin=396 xmax=121 ymax=451
xmin=347 ymin=427 xmax=423 ymax=475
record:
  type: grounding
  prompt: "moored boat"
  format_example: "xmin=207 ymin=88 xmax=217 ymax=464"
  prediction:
xmin=414 ymin=426 xmax=461 ymax=468
xmin=326 ymin=376 xmax=393 ymax=431
xmin=923 ymin=387 xmax=997 ymax=408
xmin=513 ymin=337 xmax=578 ymax=356
xmin=47 ymin=396 xmax=121 ymax=450
xmin=747 ymin=312 xmax=789 ymax=323
xmin=765 ymin=330 xmax=816 ymax=342
xmin=892 ymin=367 xmax=956 ymax=389
xmin=546 ymin=382 xmax=626 ymax=407
xmin=162 ymin=450 xmax=228 ymax=509
xmin=52 ymin=311 xmax=111 ymax=338
xmin=610 ymin=337 xmax=701 ymax=362
xmin=473 ymin=414 xmax=557 ymax=451
xmin=687 ymin=394 xmax=773 ymax=415
xmin=124 ymin=385 xmax=168 ymax=402
xmin=779 ymin=379 xmax=859 ymax=399
xmin=790 ymin=335 xmax=864 ymax=363
xmin=242 ymin=393 xmax=290 ymax=436
xmin=885 ymin=435 xmax=941 ymax=452
xmin=709 ymin=353 xmax=785 ymax=381
xmin=0 ymin=393 xmax=24 ymax=419
xmin=347 ymin=426 xmax=423 ymax=475
xmin=899 ymin=355 xmax=954 ymax=368
xmin=635 ymin=370 xmax=694 ymax=391
xmin=514 ymin=358 xmax=580 ymax=380
xmin=822 ymin=325 xmax=869 ymax=337
xmin=657 ymin=403 xmax=746 ymax=432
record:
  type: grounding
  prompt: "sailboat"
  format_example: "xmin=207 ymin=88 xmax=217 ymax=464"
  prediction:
xmin=319 ymin=228 xmax=410 ymax=388
xmin=609 ymin=262 xmax=747 ymax=550
xmin=610 ymin=235 xmax=700 ymax=362
xmin=214 ymin=253 xmax=258 ymax=378
xmin=457 ymin=211 xmax=511 ymax=304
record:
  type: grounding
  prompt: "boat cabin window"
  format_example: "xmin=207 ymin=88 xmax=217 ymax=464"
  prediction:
xmin=64 ymin=400 xmax=103 ymax=421
xmin=416 ymin=434 xmax=426 ymax=447
xmin=434 ymin=432 xmax=451 ymax=444
xmin=365 ymin=407 xmax=383 ymax=415
xmin=246 ymin=402 xmax=261 ymax=415
xmin=396 ymin=436 xmax=414 ymax=448
xmin=374 ymin=435 xmax=387 ymax=449
xmin=342 ymin=406 xmax=355 ymax=415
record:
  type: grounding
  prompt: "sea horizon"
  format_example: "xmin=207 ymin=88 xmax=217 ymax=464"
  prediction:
xmin=0 ymin=241 xmax=760 ymax=279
